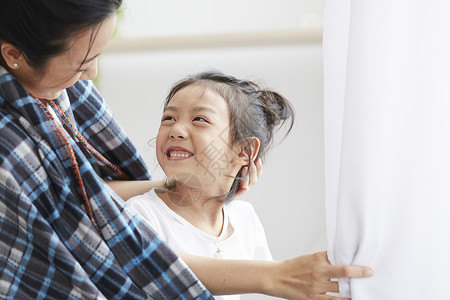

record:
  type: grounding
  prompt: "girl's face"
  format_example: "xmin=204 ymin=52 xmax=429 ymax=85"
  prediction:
xmin=14 ymin=13 xmax=116 ymax=100
xmin=156 ymin=84 xmax=243 ymax=194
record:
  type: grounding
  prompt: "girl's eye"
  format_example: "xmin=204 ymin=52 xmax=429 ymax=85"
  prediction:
xmin=162 ymin=116 xmax=175 ymax=122
xmin=193 ymin=116 xmax=208 ymax=123
xmin=78 ymin=68 xmax=89 ymax=73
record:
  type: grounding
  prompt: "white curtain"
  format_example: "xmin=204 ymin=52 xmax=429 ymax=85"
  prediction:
xmin=324 ymin=1 xmax=450 ymax=299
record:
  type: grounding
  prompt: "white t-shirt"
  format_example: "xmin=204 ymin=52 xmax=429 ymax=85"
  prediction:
xmin=127 ymin=189 xmax=272 ymax=300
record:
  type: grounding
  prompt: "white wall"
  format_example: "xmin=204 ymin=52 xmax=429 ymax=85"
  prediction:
xmin=116 ymin=0 xmax=323 ymax=38
xmin=97 ymin=1 xmax=325 ymax=299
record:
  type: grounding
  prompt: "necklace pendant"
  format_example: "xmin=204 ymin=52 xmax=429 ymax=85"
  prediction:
xmin=215 ymin=248 xmax=223 ymax=259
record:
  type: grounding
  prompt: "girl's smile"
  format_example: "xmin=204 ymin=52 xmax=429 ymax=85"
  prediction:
xmin=166 ymin=146 xmax=194 ymax=160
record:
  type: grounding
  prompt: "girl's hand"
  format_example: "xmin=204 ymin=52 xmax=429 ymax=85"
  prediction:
xmin=235 ymin=157 xmax=263 ymax=198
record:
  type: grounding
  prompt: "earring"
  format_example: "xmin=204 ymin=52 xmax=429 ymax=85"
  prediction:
xmin=13 ymin=63 xmax=18 ymax=68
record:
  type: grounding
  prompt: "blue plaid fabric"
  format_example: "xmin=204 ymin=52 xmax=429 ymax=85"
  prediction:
xmin=0 ymin=66 xmax=213 ymax=299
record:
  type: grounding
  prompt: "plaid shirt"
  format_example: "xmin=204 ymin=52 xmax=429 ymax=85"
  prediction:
xmin=0 ymin=67 xmax=212 ymax=299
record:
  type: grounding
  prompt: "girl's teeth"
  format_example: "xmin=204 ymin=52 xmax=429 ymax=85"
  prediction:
xmin=170 ymin=151 xmax=191 ymax=157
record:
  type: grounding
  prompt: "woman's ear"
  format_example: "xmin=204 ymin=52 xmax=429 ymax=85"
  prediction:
xmin=1 ymin=43 xmax=23 ymax=70
xmin=233 ymin=137 xmax=261 ymax=166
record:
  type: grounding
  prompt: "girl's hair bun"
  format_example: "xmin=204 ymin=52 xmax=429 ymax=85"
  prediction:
xmin=259 ymin=89 xmax=294 ymax=135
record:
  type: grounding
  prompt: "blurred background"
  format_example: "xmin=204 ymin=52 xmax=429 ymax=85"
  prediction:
xmin=97 ymin=1 xmax=324 ymax=298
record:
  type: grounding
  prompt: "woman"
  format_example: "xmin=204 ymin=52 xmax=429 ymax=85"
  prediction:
xmin=0 ymin=0 xmax=372 ymax=299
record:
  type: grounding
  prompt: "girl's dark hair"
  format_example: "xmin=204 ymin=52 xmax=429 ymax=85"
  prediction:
xmin=0 ymin=0 xmax=122 ymax=71
xmin=164 ymin=70 xmax=295 ymax=202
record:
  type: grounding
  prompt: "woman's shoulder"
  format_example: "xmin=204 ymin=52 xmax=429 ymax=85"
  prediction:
xmin=0 ymin=110 xmax=40 ymax=173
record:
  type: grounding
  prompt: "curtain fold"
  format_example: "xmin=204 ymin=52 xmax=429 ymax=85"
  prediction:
xmin=324 ymin=1 xmax=450 ymax=299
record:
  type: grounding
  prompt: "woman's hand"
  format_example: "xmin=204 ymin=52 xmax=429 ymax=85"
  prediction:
xmin=105 ymin=179 xmax=163 ymax=201
xmin=235 ymin=157 xmax=263 ymax=197
xmin=265 ymin=251 xmax=373 ymax=300
xmin=181 ymin=251 xmax=373 ymax=300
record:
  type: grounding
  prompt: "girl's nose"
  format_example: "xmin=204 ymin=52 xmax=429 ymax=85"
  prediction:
xmin=170 ymin=134 xmax=184 ymax=140
xmin=169 ymin=124 xmax=187 ymax=140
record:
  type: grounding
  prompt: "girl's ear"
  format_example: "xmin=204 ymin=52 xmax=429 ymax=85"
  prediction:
xmin=232 ymin=137 xmax=261 ymax=166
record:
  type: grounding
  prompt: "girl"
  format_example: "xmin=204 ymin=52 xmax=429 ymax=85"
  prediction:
xmin=128 ymin=70 xmax=295 ymax=299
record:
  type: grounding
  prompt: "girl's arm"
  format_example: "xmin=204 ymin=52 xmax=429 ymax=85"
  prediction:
xmin=180 ymin=251 xmax=373 ymax=299
xmin=105 ymin=179 xmax=163 ymax=200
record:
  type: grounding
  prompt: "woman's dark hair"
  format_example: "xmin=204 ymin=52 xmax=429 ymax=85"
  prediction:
xmin=164 ymin=70 xmax=295 ymax=202
xmin=0 ymin=0 xmax=122 ymax=71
